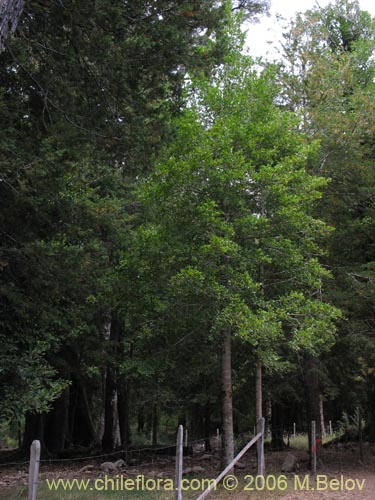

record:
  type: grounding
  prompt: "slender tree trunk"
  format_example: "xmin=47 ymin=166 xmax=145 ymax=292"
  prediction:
xmin=305 ymin=355 xmax=322 ymax=463
xmin=18 ymin=420 xmax=22 ymax=449
xmin=266 ymin=392 xmax=272 ymax=438
xmin=256 ymin=362 xmax=263 ymax=421
xmin=44 ymin=386 xmax=70 ymax=454
xmin=145 ymin=406 xmax=153 ymax=440
xmin=271 ymin=402 xmax=286 ymax=450
xmin=82 ymin=382 xmax=97 ymax=442
xmin=256 ymin=362 xmax=265 ymax=477
xmin=102 ymin=313 xmax=120 ymax=452
xmin=137 ymin=405 xmax=145 ymax=434
xmin=113 ymin=391 xmax=121 ymax=448
xmin=118 ymin=377 xmax=131 ymax=448
xmin=22 ymin=412 xmax=44 ymax=453
xmin=69 ymin=377 xmax=96 ymax=448
xmin=320 ymin=397 xmax=326 ymax=438
xmin=204 ymin=404 xmax=211 ymax=452
xmin=117 ymin=340 xmax=132 ymax=448
xmin=190 ymin=403 xmax=204 ymax=440
xmin=102 ymin=370 xmax=117 ymax=451
xmin=221 ymin=328 xmax=234 ymax=468
xmin=152 ymin=403 xmax=158 ymax=445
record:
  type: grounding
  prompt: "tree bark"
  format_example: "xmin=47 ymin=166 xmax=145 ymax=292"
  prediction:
xmin=137 ymin=405 xmax=145 ymax=434
xmin=0 ymin=0 xmax=25 ymax=52
xmin=152 ymin=403 xmax=158 ymax=445
xmin=305 ymin=355 xmax=322 ymax=463
xmin=69 ymin=377 xmax=96 ymax=448
xmin=102 ymin=371 xmax=117 ymax=451
xmin=118 ymin=377 xmax=131 ymax=448
xmin=266 ymin=392 xmax=272 ymax=438
xmin=320 ymin=397 xmax=326 ymax=438
xmin=256 ymin=363 xmax=265 ymax=479
xmin=256 ymin=362 xmax=263 ymax=421
xmin=271 ymin=401 xmax=286 ymax=450
xmin=22 ymin=411 xmax=44 ymax=453
xmin=204 ymin=404 xmax=211 ymax=452
xmin=190 ymin=403 xmax=204 ymax=440
xmin=44 ymin=386 xmax=70 ymax=454
xmin=102 ymin=313 xmax=120 ymax=452
xmin=221 ymin=328 xmax=234 ymax=468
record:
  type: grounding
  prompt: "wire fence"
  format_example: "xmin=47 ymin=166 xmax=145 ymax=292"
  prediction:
xmin=0 ymin=436 xmax=216 ymax=468
xmin=0 ymin=423 xmax=348 ymax=469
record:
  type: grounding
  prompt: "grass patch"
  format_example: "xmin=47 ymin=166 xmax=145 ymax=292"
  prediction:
xmin=288 ymin=433 xmax=338 ymax=451
xmin=289 ymin=434 xmax=308 ymax=450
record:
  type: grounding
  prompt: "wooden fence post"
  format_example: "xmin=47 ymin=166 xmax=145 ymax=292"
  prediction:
xmin=257 ymin=417 xmax=265 ymax=485
xmin=196 ymin=430 xmax=263 ymax=500
xmin=175 ymin=425 xmax=183 ymax=500
xmin=28 ymin=440 xmax=41 ymax=500
xmin=311 ymin=421 xmax=316 ymax=476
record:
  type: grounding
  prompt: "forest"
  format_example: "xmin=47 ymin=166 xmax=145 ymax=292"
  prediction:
xmin=0 ymin=0 xmax=375 ymax=472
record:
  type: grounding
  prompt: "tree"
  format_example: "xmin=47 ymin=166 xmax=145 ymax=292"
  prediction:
xmin=1 ymin=0 xmax=271 ymax=451
xmin=281 ymin=0 xmax=375 ymax=443
xmin=128 ymin=55 xmax=340 ymax=466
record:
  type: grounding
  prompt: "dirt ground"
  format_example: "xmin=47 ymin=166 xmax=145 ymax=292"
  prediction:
xmin=0 ymin=443 xmax=374 ymax=499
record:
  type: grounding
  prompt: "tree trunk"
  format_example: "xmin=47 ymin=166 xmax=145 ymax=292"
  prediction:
xmin=320 ymin=397 xmax=326 ymax=438
xmin=204 ymin=404 xmax=211 ymax=452
xmin=22 ymin=412 xmax=45 ymax=453
xmin=152 ymin=403 xmax=158 ymax=445
xmin=221 ymin=328 xmax=234 ymax=468
xmin=305 ymin=355 xmax=322 ymax=463
xmin=190 ymin=403 xmax=204 ymax=440
xmin=256 ymin=362 xmax=263 ymax=421
xmin=0 ymin=0 xmax=25 ymax=52
xmin=69 ymin=377 xmax=96 ymax=448
xmin=102 ymin=313 xmax=120 ymax=452
xmin=44 ymin=386 xmax=70 ymax=454
xmin=271 ymin=402 xmax=286 ymax=450
xmin=266 ymin=392 xmax=272 ymax=438
xmin=145 ymin=406 xmax=153 ymax=440
xmin=137 ymin=405 xmax=145 ymax=434
xmin=256 ymin=363 xmax=265 ymax=477
xmin=102 ymin=370 xmax=117 ymax=451
xmin=118 ymin=377 xmax=131 ymax=448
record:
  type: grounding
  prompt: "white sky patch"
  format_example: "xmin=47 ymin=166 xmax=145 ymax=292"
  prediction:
xmin=245 ymin=0 xmax=375 ymax=60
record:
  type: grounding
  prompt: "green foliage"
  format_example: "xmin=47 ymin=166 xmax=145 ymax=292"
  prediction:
xmin=337 ymin=408 xmax=366 ymax=439
xmin=281 ymin=0 xmax=375 ymax=437
xmin=120 ymin=55 xmax=340 ymax=412
xmin=1 ymin=0 xmax=259 ymax=421
xmin=5 ymin=0 xmax=373 ymax=448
